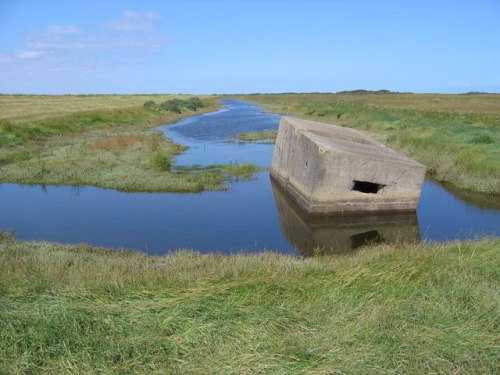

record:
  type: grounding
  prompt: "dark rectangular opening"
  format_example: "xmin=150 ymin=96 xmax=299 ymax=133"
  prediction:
xmin=351 ymin=180 xmax=384 ymax=194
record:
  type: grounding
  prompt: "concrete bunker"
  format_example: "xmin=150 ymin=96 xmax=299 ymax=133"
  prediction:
xmin=270 ymin=117 xmax=426 ymax=215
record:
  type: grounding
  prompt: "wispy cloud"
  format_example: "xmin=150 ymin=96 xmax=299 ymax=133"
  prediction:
xmin=14 ymin=50 xmax=45 ymax=59
xmin=0 ymin=10 xmax=167 ymax=75
xmin=105 ymin=11 xmax=161 ymax=33
xmin=24 ymin=29 xmax=105 ymax=50
xmin=46 ymin=25 xmax=83 ymax=35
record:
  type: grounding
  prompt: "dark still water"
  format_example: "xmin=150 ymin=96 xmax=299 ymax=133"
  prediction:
xmin=1 ymin=100 xmax=499 ymax=256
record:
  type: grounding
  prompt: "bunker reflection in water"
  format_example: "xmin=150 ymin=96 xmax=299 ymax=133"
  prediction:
xmin=271 ymin=179 xmax=421 ymax=256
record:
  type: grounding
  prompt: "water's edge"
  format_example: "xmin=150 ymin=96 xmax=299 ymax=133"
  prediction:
xmin=0 ymin=100 xmax=498 ymax=256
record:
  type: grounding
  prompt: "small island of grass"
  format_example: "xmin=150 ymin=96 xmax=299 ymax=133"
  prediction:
xmin=230 ymin=130 xmax=278 ymax=144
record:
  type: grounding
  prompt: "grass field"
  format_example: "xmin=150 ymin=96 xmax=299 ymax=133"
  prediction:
xmin=0 ymin=94 xmax=193 ymax=124
xmin=0 ymin=233 xmax=498 ymax=374
xmin=0 ymin=95 xmax=261 ymax=192
xmin=241 ymin=93 xmax=500 ymax=195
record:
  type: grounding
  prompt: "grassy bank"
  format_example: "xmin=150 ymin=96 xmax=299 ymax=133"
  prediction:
xmin=0 ymin=234 xmax=498 ymax=374
xmin=0 ymin=95 xmax=261 ymax=192
xmin=241 ymin=93 xmax=500 ymax=195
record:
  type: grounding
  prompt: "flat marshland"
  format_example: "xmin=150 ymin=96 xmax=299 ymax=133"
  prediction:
xmin=0 ymin=234 xmax=498 ymax=373
xmin=242 ymin=93 xmax=500 ymax=195
xmin=0 ymin=93 xmax=499 ymax=373
xmin=0 ymin=94 xmax=260 ymax=192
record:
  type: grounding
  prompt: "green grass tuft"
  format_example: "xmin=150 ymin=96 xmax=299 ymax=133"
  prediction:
xmin=149 ymin=152 xmax=172 ymax=172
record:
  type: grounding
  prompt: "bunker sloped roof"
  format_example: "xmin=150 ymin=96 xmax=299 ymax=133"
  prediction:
xmin=284 ymin=117 xmax=424 ymax=167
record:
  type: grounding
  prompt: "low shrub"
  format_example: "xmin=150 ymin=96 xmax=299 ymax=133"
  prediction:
xmin=149 ymin=97 xmax=205 ymax=114
xmin=143 ymin=100 xmax=157 ymax=110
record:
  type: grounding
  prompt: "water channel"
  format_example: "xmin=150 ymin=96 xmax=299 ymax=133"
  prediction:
xmin=0 ymin=100 xmax=498 ymax=256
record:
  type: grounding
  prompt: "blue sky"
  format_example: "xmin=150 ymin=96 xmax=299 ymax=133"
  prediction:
xmin=1 ymin=0 xmax=499 ymax=94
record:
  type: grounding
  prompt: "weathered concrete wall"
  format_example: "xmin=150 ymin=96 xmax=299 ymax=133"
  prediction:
xmin=271 ymin=180 xmax=421 ymax=256
xmin=271 ymin=117 xmax=426 ymax=214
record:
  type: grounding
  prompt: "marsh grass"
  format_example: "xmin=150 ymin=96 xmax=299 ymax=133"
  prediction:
xmin=219 ymin=162 xmax=265 ymax=179
xmin=243 ymin=93 xmax=500 ymax=194
xmin=229 ymin=130 xmax=278 ymax=144
xmin=173 ymin=163 xmax=265 ymax=182
xmin=0 ymin=95 xmax=263 ymax=192
xmin=0 ymin=235 xmax=498 ymax=373
xmin=87 ymin=134 xmax=152 ymax=152
xmin=0 ymin=129 xmax=234 ymax=192
xmin=0 ymin=108 xmax=158 ymax=146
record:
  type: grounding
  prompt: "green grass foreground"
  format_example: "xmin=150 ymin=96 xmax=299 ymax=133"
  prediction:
xmin=0 ymin=234 xmax=498 ymax=374
xmin=241 ymin=93 xmax=500 ymax=195
xmin=0 ymin=95 xmax=261 ymax=192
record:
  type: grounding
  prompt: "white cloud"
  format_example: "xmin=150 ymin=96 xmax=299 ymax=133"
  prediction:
xmin=0 ymin=12 xmax=167 ymax=75
xmin=105 ymin=11 xmax=161 ymax=33
xmin=113 ymin=35 xmax=167 ymax=50
xmin=25 ymin=31 xmax=107 ymax=50
xmin=46 ymin=25 xmax=83 ymax=35
xmin=14 ymin=50 xmax=45 ymax=59
xmin=124 ymin=57 xmax=148 ymax=65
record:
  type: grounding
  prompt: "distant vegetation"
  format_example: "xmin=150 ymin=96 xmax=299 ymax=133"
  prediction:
xmin=143 ymin=96 xmax=204 ymax=114
xmin=242 ymin=93 xmax=500 ymax=195
xmin=242 ymin=90 xmax=411 ymax=96
xmin=335 ymin=89 xmax=412 ymax=95
xmin=461 ymin=91 xmax=497 ymax=95
xmin=0 ymin=234 xmax=497 ymax=373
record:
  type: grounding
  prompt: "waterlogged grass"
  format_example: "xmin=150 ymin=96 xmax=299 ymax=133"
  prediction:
xmin=0 ymin=95 xmax=262 ymax=192
xmin=243 ymin=93 xmax=500 ymax=195
xmin=0 ymin=129 xmax=235 ymax=192
xmin=172 ymin=163 xmax=265 ymax=183
xmin=229 ymin=130 xmax=278 ymax=144
xmin=0 ymin=234 xmax=498 ymax=373
xmin=0 ymin=129 xmax=261 ymax=192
